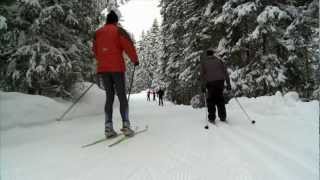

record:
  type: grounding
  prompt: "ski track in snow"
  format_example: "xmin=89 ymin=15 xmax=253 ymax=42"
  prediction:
xmin=217 ymin=124 xmax=316 ymax=180
xmin=229 ymin=124 xmax=317 ymax=175
xmin=0 ymin=92 xmax=318 ymax=180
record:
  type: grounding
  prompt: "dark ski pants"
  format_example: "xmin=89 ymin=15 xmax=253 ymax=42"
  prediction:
xmin=100 ymin=72 xmax=130 ymax=131
xmin=159 ymin=97 xmax=164 ymax=106
xmin=206 ymin=80 xmax=226 ymax=121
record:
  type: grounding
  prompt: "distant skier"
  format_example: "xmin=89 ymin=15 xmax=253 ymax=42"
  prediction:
xmin=200 ymin=49 xmax=231 ymax=123
xmin=147 ymin=90 xmax=151 ymax=101
xmin=153 ymin=90 xmax=156 ymax=101
xmin=157 ymin=88 xmax=165 ymax=106
xmin=92 ymin=10 xmax=139 ymax=138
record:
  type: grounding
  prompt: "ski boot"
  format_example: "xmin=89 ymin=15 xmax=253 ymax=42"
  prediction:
xmin=220 ymin=117 xmax=227 ymax=122
xmin=105 ymin=127 xmax=118 ymax=139
xmin=208 ymin=119 xmax=216 ymax=124
xmin=121 ymin=121 xmax=135 ymax=137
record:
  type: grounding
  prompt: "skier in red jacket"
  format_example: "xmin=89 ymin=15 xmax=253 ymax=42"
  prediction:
xmin=92 ymin=10 xmax=139 ymax=138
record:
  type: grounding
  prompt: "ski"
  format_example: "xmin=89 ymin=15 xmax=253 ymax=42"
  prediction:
xmin=108 ymin=126 xmax=148 ymax=148
xmin=82 ymin=134 xmax=123 ymax=148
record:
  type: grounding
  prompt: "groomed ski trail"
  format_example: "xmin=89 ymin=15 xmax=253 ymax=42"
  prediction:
xmin=0 ymin=92 xmax=318 ymax=180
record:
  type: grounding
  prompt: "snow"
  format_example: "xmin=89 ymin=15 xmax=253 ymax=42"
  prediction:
xmin=0 ymin=16 xmax=7 ymax=30
xmin=214 ymin=13 xmax=228 ymax=24
xmin=184 ymin=16 xmax=199 ymax=29
xmin=234 ymin=2 xmax=257 ymax=17
xmin=0 ymin=83 xmax=109 ymax=130
xmin=65 ymin=10 xmax=79 ymax=26
xmin=204 ymin=2 xmax=213 ymax=16
xmin=216 ymin=38 xmax=228 ymax=55
xmin=257 ymin=6 xmax=291 ymax=25
xmin=0 ymin=91 xmax=65 ymax=130
xmin=21 ymin=0 xmax=41 ymax=8
xmin=0 ymin=88 xmax=319 ymax=180
xmin=42 ymin=4 xmax=65 ymax=18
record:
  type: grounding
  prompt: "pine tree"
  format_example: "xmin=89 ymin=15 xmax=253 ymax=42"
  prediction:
xmin=160 ymin=0 xmax=188 ymax=104
xmin=132 ymin=19 xmax=163 ymax=93
xmin=159 ymin=0 xmax=319 ymax=104
xmin=0 ymin=0 xmax=131 ymax=97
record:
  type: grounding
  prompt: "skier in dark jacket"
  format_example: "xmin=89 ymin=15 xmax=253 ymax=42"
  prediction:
xmin=200 ymin=49 xmax=231 ymax=123
xmin=92 ymin=10 xmax=139 ymax=138
xmin=152 ymin=90 xmax=156 ymax=101
xmin=147 ymin=90 xmax=151 ymax=101
xmin=157 ymin=88 xmax=165 ymax=106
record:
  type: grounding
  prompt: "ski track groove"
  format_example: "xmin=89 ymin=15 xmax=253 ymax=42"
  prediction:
xmin=214 ymin=126 xmax=286 ymax=180
xmin=217 ymin=123 xmax=317 ymax=180
xmin=170 ymin=124 xmax=261 ymax=180
xmin=230 ymin=124 xmax=317 ymax=175
xmin=159 ymin=129 xmax=218 ymax=180
xmin=237 ymin=119 xmax=317 ymax=160
xmin=208 ymin=125 xmax=260 ymax=180
xmin=125 ymin=167 xmax=154 ymax=180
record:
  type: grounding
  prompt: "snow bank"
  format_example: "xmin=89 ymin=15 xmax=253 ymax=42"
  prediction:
xmin=0 ymin=91 xmax=65 ymax=130
xmin=1 ymin=88 xmax=317 ymax=131
xmin=68 ymin=82 xmax=111 ymax=119
xmin=228 ymin=91 xmax=319 ymax=119
xmin=0 ymin=82 xmax=112 ymax=130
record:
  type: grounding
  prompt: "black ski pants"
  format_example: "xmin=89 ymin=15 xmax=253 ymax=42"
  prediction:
xmin=100 ymin=72 xmax=130 ymax=130
xmin=206 ymin=80 xmax=226 ymax=121
xmin=158 ymin=96 xmax=164 ymax=106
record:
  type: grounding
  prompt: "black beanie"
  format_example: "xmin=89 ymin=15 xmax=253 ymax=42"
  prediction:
xmin=106 ymin=10 xmax=119 ymax=24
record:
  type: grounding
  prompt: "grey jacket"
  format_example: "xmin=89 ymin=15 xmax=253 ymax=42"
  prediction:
xmin=200 ymin=55 xmax=231 ymax=85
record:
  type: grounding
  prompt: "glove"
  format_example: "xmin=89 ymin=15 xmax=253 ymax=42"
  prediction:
xmin=226 ymin=84 xmax=231 ymax=91
xmin=134 ymin=61 xmax=139 ymax=66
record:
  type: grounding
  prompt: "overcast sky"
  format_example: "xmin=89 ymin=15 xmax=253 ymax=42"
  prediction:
xmin=118 ymin=0 xmax=161 ymax=41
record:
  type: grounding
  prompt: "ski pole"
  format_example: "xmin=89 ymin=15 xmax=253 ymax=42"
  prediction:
xmin=235 ymin=97 xmax=256 ymax=124
xmin=56 ymin=83 xmax=95 ymax=121
xmin=127 ymin=66 xmax=136 ymax=103
xmin=203 ymin=91 xmax=209 ymax=130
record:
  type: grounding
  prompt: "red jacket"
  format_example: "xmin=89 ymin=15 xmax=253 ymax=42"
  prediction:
xmin=92 ymin=24 xmax=138 ymax=72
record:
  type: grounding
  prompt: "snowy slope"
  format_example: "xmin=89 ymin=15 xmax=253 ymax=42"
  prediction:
xmin=0 ymin=89 xmax=319 ymax=180
xmin=0 ymin=83 xmax=116 ymax=130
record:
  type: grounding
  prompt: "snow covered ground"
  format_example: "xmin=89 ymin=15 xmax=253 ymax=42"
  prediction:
xmin=0 ymin=85 xmax=319 ymax=180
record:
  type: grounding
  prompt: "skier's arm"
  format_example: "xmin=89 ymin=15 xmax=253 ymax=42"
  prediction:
xmin=118 ymin=27 xmax=139 ymax=65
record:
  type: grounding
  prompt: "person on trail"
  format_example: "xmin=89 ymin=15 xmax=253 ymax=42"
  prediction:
xmin=152 ymin=90 xmax=156 ymax=101
xmin=92 ymin=10 xmax=139 ymax=138
xmin=147 ymin=90 xmax=151 ymax=101
xmin=157 ymin=88 xmax=165 ymax=106
xmin=200 ymin=49 xmax=231 ymax=123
